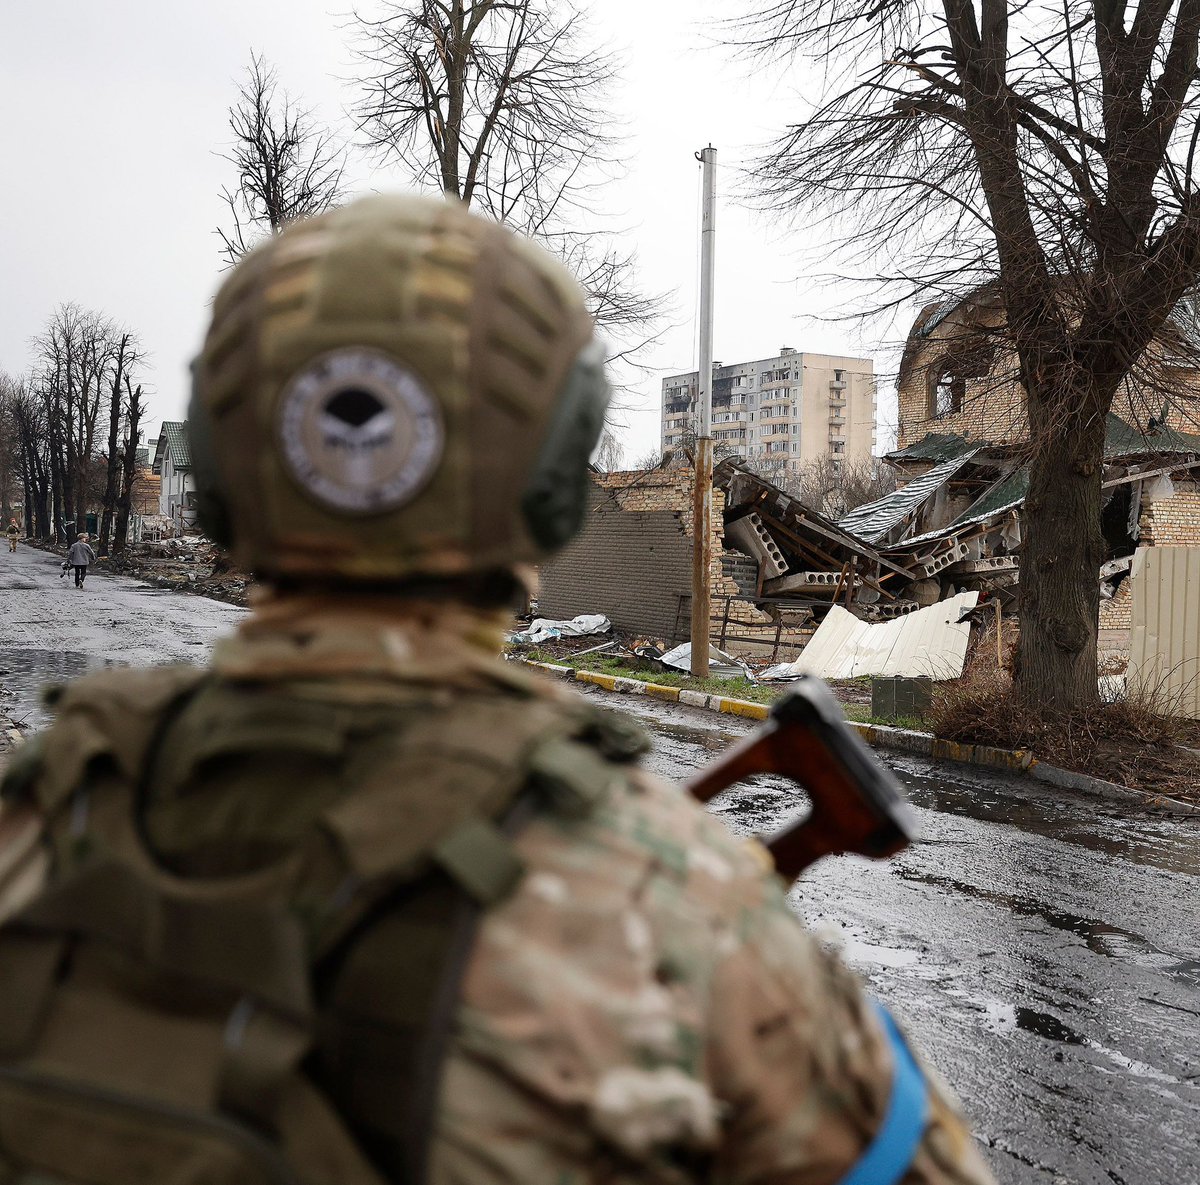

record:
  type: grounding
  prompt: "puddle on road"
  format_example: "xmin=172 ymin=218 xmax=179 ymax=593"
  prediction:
xmin=0 ymin=648 xmax=121 ymax=728
xmin=981 ymin=999 xmax=1191 ymax=1089
xmin=894 ymin=761 xmax=1200 ymax=877
xmin=896 ymin=868 xmax=1200 ymax=986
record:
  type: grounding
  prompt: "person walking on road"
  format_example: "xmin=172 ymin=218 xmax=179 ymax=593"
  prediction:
xmin=66 ymin=532 xmax=96 ymax=588
xmin=0 ymin=196 xmax=994 ymax=1185
xmin=5 ymin=520 xmax=18 ymax=553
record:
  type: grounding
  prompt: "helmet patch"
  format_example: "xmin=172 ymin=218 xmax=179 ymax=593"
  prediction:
xmin=278 ymin=348 xmax=444 ymax=513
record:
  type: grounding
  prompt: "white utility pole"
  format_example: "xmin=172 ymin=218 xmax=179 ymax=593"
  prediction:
xmin=691 ymin=145 xmax=716 ymax=677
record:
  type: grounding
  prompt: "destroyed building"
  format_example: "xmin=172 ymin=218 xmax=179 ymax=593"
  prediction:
xmin=542 ymin=292 xmax=1200 ymax=663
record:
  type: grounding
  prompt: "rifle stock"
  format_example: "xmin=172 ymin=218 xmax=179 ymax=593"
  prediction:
xmin=685 ymin=676 xmax=914 ymax=880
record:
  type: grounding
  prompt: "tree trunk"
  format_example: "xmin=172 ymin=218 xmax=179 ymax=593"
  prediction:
xmin=113 ymin=383 xmax=143 ymax=555
xmin=1015 ymin=383 xmax=1106 ymax=710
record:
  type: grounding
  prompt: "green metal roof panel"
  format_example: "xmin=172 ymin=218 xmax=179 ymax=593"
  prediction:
xmin=837 ymin=450 xmax=980 ymax=544
xmin=948 ymin=468 xmax=1028 ymax=529
xmin=885 ymin=432 xmax=978 ymax=464
xmin=1104 ymin=412 xmax=1200 ymax=458
xmin=896 ymin=468 xmax=1028 ymax=549
xmin=163 ymin=421 xmax=191 ymax=468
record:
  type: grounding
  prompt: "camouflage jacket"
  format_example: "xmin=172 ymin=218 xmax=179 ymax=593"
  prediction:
xmin=0 ymin=597 xmax=995 ymax=1185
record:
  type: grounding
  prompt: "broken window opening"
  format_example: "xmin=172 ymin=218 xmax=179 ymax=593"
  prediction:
xmin=929 ymin=339 xmax=996 ymax=419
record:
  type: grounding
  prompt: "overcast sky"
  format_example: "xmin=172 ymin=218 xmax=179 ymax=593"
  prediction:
xmin=0 ymin=1 xmax=905 ymax=463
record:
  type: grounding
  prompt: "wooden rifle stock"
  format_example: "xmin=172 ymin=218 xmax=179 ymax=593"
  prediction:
xmin=686 ymin=676 xmax=914 ymax=880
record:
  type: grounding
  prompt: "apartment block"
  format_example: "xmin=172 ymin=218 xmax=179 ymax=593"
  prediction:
xmin=660 ymin=347 xmax=876 ymax=474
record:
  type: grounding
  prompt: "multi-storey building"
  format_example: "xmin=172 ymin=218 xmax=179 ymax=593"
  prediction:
xmin=660 ymin=347 xmax=876 ymax=474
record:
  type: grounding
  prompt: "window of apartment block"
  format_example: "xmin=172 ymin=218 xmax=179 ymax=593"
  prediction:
xmin=832 ymin=440 xmax=846 ymax=454
xmin=834 ymin=369 xmax=844 ymax=382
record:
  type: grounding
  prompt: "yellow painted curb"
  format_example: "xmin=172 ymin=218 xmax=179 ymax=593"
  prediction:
xmin=717 ymin=698 xmax=770 ymax=720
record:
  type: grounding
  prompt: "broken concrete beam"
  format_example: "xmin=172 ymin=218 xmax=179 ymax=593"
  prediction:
xmin=946 ymin=556 xmax=1019 ymax=576
xmin=726 ymin=512 xmax=789 ymax=579
xmin=913 ymin=542 xmax=970 ymax=577
xmin=1099 ymin=555 xmax=1134 ymax=580
xmin=857 ymin=600 xmax=920 ymax=620
xmin=764 ymin=571 xmax=861 ymax=595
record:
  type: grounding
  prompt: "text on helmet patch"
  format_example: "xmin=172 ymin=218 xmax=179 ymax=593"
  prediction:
xmin=277 ymin=348 xmax=444 ymax=514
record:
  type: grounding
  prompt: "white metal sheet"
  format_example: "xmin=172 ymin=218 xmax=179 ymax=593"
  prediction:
xmin=1128 ymin=545 xmax=1200 ymax=719
xmin=762 ymin=592 xmax=980 ymax=681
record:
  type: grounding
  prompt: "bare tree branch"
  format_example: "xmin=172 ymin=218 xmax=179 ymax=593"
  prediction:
xmin=217 ymin=50 xmax=347 ymax=265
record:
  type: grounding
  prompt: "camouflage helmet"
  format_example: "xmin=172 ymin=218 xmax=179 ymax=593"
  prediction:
xmin=189 ymin=194 xmax=609 ymax=584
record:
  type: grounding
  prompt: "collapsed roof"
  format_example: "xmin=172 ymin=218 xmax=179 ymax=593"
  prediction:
xmin=717 ymin=413 xmax=1200 ymax=623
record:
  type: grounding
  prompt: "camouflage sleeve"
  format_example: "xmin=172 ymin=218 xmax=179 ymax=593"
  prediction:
xmin=706 ymin=851 xmax=995 ymax=1185
xmin=442 ymin=762 xmax=994 ymax=1185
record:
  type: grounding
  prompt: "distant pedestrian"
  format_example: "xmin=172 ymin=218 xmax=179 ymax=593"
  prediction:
xmin=5 ymin=521 xmax=17 ymax=553
xmin=66 ymin=533 xmax=96 ymax=588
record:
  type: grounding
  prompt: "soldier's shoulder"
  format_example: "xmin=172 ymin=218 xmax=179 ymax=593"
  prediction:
xmin=43 ymin=662 xmax=204 ymax=717
xmin=2 ymin=664 xmax=206 ymax=809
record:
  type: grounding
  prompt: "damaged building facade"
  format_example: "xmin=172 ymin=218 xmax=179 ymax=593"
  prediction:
xmin=544 ymin=293 xmax=1200 ymax=665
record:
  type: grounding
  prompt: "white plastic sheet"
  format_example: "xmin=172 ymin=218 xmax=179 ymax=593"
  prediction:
xmin=508 ymin=614 xmax=611 ymax=645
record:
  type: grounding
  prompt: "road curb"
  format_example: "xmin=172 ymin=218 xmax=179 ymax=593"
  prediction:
xmin=520 ymin=660 xmax=1198 ymax=815
xmin=524 ymin=661 xmax=771 ymax=720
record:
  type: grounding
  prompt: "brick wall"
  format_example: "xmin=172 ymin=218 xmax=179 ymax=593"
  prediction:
xmin=1098 ymin=578 xmax=1133 ymax=631
xmin=538 ymin=470 xmax=810 ymax=654
xmin=897 ymin=301 xmax=1200 ymax=447
xmin=538 ymin=477 xmax=695 ymax=638
xmin=1139 ymin=488 xmax=1200 ymax=546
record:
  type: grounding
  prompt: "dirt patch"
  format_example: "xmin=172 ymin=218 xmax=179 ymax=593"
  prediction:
xmin=929 ymin=662 xmax=1200 ymax=804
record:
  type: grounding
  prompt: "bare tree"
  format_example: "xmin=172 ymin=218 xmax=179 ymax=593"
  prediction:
xmin=350 ymin=1 xmax=660 ymax=349
xmin=783 ymin=452 xmax=898 ymax=519
xmin=217 ymin=51 xmax=347 ymax=265
xmin=113 ymin=380 xmax=145 ymax=554
xmin=33 ymin=304 xmax=121 ymax=538
xmin=2 ymin=373 xmax=52 ymax=538
xmin=738 ymin=1 xmax=1200 ymax=710
xmin=98 ymin=332 xmax=144 ymax=553
xmin=592 ymin=428 xmax=625 ymax=472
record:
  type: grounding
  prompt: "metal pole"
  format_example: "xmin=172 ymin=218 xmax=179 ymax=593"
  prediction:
xmin=692 ymin=145 xmax=716 ymax=677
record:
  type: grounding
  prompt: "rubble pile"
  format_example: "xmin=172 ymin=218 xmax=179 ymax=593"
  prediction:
xmin=717 ymin=412 xmax=1200 ymax=628
xmin=105 ymin=537 xmax=251 ymax=606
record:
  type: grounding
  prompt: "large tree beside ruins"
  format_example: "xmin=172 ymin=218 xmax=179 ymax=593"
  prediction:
xmin=740 ymin=0 xmax=1200 ymax=710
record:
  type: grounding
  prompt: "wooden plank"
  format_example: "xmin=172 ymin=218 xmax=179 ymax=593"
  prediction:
xmin=1101 ymin=458 xmax=1200 ymax=489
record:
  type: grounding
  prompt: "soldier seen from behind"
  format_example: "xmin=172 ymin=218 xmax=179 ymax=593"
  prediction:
xmin=6 ymin=520 xmax=18 ymax=553
xmin=0 ymin=195 xmax=995 ymax=1185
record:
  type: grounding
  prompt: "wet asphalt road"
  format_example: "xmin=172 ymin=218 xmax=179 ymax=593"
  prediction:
xmin=594 ymin=688 xmax=1200 ymax=1185
xmin=0 ymin=544 xmax=245 ymax=727
xmin=1 ymin=544 xmax=1197 ymax=1183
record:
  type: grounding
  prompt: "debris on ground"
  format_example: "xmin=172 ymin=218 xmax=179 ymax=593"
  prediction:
xmin=506 ymin=613 xmax=611 ymax=646
xmin=28 ymin=536 xmax=251 ymax=606
xmin=658 ymin=642 xmax=753 ymax=681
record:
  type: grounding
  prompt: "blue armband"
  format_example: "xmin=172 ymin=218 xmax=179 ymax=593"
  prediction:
xmin=836 ymin=1003 xmax=930 ymax=1185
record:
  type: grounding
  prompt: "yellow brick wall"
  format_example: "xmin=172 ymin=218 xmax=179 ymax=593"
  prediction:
xmin=898 ymin=305 xmax=1200 ymax=447
xmin=1139 ymin=489 xmax=1200 ymax=546
xmin=1098 ymin=578 xmax=1132 ymax=631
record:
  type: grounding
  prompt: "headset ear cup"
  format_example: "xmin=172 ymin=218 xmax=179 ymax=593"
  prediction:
xmin=521 ymin=340 xmax=611 ymax=551
xmin=187 ymin=360 xmax=235 ymax=550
